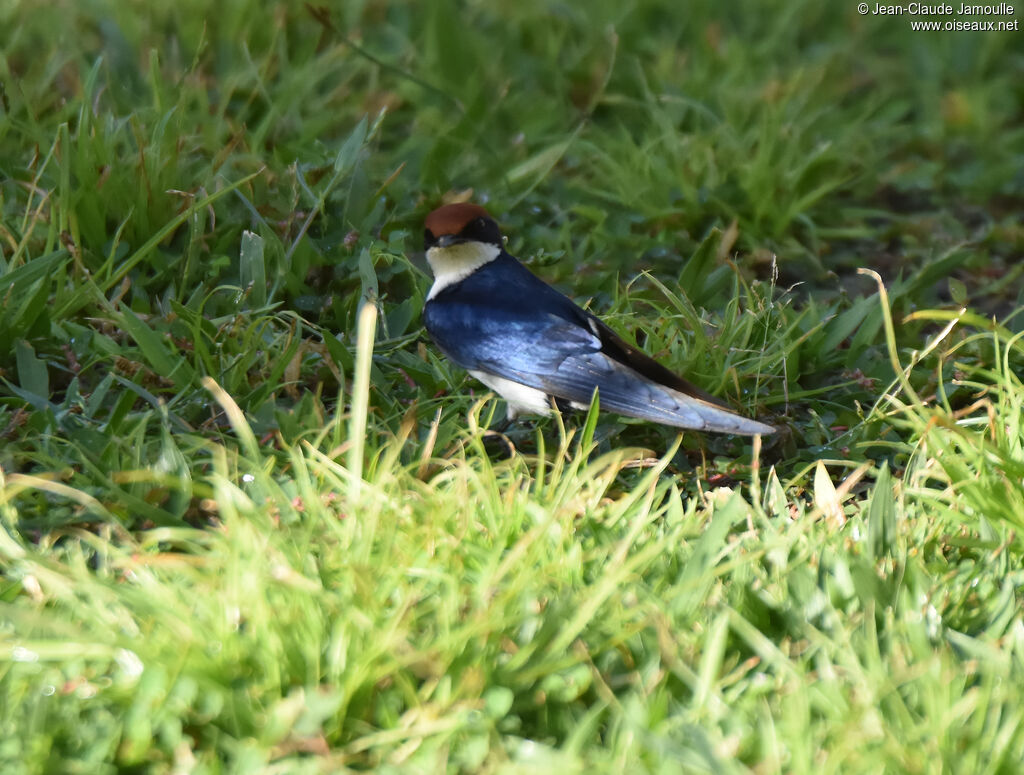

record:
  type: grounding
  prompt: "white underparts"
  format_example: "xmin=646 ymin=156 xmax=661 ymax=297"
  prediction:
xmin=469 ymin=370 xmax=552 ymax=420
xmin=426 ymin=242 xmax=501 ymax=299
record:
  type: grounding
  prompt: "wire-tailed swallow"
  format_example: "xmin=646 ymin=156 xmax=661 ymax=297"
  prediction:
xmin=421 ymin=203 xmax=774 ymax=435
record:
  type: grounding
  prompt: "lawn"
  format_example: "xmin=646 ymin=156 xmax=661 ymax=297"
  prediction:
xmin=1 ymin=0 xmax=1023 ymax=772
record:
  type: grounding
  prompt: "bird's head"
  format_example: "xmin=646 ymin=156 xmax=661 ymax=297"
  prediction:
xmin=424 ymin=203 xmax=502 ymax=251
xmin=422 ymin=204 xmax=505 ymax=295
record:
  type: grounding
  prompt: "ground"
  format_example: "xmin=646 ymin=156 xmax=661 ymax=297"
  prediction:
xmin=1 ymin=1 xmax=1023 ymax=772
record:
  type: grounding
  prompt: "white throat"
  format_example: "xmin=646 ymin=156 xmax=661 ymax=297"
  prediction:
xmin=426 ymin=241 xmax=501 ymax=299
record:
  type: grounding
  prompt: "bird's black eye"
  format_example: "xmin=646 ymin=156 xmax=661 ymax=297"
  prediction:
xmin=460 ymin=215 xmax=501 ymax=247
xmin=424 ymin=228 xmax=437 ymax=250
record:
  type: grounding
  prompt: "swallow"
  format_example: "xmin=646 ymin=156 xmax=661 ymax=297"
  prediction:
xmin=421 ymin=203 xmax=774 ymax=435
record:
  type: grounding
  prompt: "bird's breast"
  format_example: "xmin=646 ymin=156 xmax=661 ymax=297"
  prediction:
xmin=425 ymin=242 xmax=501 ymax=299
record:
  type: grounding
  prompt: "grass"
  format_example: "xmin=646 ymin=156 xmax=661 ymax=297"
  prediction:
xmin=1 ymin=0 xmax=1023 ymax=771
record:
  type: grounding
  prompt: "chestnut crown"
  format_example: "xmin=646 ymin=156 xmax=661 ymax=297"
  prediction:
xmin=424 ymin=203 xmax=502 ymax=249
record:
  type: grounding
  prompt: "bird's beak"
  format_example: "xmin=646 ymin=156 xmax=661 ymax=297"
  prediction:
xmin=436 ymin=234 xmax=466 ymax=248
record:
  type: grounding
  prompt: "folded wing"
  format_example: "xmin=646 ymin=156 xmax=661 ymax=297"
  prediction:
xmin=479 ymin=315 xmax=774 ymax=436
